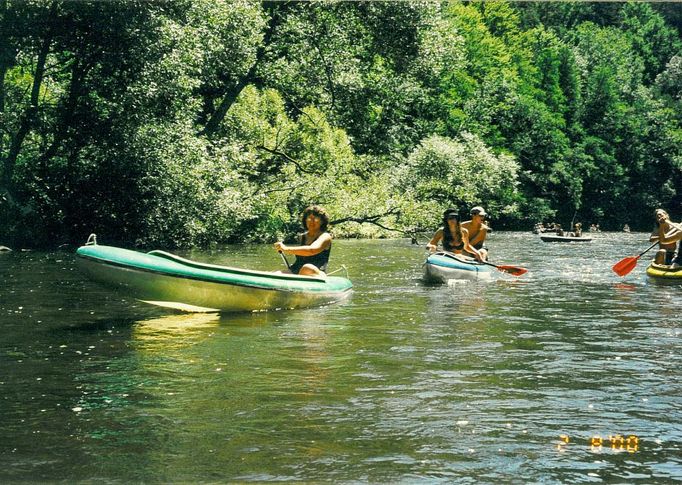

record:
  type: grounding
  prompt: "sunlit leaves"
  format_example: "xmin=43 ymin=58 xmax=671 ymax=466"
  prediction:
xmin=397 ymin=133 xmax=520 ymax=227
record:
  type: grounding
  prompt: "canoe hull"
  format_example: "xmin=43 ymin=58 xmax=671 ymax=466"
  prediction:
xmin=423 ymin=253 xmax=493 ymax=283
xmin=540 ymin=235 xmax=593 ymax=242
xmin=645 ymin=263 xmax=682 ymax=284
xmin=76 ymin=245 xmax=352 ymax=312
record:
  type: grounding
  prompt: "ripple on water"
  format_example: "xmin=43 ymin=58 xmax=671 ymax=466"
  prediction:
xmin=0 ymin=234 xmax=680 ymax=482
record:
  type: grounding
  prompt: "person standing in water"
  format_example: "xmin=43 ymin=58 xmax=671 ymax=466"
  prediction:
xmin=274 ymin=205 xmax=332 ymax=276
xmin=461 ymin=206 xmax=489 ymax=261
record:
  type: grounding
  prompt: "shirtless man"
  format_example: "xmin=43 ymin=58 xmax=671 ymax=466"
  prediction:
xmin=657 ymin=210 xmax=682 ymax=268
xmin=650 ymin=209 xmax=678 ymax=265
xmin=461 ymin=206 xmax=490 ymax=261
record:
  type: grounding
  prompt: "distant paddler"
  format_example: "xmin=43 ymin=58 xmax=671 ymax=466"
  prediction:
xmin=650 ymin=209 xmax=678 ymax=265
xmin=656 ymin=210 xmax=682 ymax=269
xmin=274 ymin=205 xmax=333 ymax=277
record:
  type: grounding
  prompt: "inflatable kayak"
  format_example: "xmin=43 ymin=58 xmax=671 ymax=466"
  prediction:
xmin=423 ymin=252 xmax=493 ymax=283
xmin=540 ymin=235 xmax=593 ymax=242
xmin=646 ymin=263 xmax=682 ymax=283
xmin=76 ymin=239 xmax=352 ymax=313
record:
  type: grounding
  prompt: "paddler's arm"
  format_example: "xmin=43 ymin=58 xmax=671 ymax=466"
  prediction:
xmin=659 ymin=219 xmax=682 ymax=244
xmin=462 ymin=228 xmax=483 ymax=262
xmin=426 ymin=229 xmax=444 ymax=253
xmin=274 ymin=232 xmax=332 ymax=256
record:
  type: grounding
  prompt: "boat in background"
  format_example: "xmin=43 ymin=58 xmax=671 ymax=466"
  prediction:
xmin=76 ymin=237 xmax=352 ymax=313
xmin=646 ymin=263 xmax=682 ymax=284
xmin=423 ymin=252 xmax=493 ymax=283
xmin=540 ymin=235 xmax=593 ymax=243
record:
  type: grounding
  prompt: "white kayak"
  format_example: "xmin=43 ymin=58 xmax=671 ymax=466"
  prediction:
xmin=423 ymin=252 xmax=493 ymax=283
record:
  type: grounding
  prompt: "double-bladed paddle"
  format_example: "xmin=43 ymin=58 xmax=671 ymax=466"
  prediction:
xmin=612 ymin=241 xmax=658 ymax=277
xmin=436 ymin=251 xmax=528 ymax=277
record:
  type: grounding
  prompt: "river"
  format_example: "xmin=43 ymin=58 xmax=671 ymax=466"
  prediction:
xmin=0 ymin=232 xmax=680 ymax=483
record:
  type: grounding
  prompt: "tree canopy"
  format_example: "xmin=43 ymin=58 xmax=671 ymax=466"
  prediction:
xmin=1 ymin=0 xmax=680 ymax=248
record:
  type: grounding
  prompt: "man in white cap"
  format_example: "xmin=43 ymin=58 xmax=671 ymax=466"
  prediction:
xmin=461 ymin=206 xmax=490 ymax=261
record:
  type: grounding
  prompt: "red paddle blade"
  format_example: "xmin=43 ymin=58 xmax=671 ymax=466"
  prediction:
xmin=612 ymin=257 xmax=638 ymax=277
xmin=495 ymin=265 xmax=528 ymax=276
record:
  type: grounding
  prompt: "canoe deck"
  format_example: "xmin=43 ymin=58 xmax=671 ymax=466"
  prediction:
xmin=646 ymin=263 xmax=682 ymax=283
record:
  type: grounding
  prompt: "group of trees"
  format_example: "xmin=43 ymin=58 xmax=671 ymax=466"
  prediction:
xmin=1 ymin=0 xmax=681 ymax=248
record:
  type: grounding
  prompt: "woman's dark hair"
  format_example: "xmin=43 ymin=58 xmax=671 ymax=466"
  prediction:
xmin=301 ymin=205 xmax=329 ymax=232
xmin=442 ymin=208 xmax=462 ymax=246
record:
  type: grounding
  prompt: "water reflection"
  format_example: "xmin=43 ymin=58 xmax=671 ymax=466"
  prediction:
xmin=133 ymin=312 xmax=221 ymax=351
xmin=1 ymin=234 xmax=680 ymax=482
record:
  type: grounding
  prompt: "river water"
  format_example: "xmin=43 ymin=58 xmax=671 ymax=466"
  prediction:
xmin=1 ymin=232 xmax=680 ymax=483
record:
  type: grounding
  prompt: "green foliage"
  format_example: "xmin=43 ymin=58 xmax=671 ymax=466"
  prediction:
xmin=129 ymin=122 xmax=255 ymax=248
xmin=396 ymin=133 xmax=520 ymax=228
xmin=2 ymin=0 xmax=682 ymax=246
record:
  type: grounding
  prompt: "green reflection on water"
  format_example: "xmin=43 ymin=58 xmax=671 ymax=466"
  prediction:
xmin=1 ymin=235 xmax=680 ymax=482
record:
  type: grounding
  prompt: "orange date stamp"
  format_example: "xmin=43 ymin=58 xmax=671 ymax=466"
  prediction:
xmin=557 ymin=434 xmax=639 ymax=452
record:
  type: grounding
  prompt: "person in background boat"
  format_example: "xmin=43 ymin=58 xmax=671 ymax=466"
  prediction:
xmin=653 ymin=209 xmax=682 ymax=267
xmin=571 ymin=222 xmax=582 ymax=237
xmin=461 ymin=206 xmax=489 ymax=261
xmin=554 ymin=224 xmax=564 ymax=237
xmin=623 ymin=224 xmax=631 ymax=233
xmin=274 ymin=205 xmax=332 ymax=276
xmin=426 ymin=208 xmax=475 ymax=258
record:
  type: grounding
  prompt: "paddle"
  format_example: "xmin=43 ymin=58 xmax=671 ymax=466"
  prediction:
xmin=278 ymin=250 xmax=292 ymax=271
xmin=480 ymin=259 xmax=528 ymax=276
xmin=436 ymin=251 xmax=527 ymax=277
xmin=612 ymin=241 xmax=658 ymax=277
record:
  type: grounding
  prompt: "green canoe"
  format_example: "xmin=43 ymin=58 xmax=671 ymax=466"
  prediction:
xmin=76 ymin=243 xmax=353 ymax=313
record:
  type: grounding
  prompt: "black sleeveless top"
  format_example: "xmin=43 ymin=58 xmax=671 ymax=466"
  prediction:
xmin=290 ymin=233 xmax=331 ymax=274
xmin=442 ymin=228 xmax=464 ymax=251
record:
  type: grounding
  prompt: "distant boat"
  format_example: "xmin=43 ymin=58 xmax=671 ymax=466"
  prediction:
xmin=540 ymin=235 xmax=593 ymax=243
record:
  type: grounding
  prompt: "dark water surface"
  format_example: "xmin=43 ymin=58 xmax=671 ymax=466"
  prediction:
xmin=1 ymin=232 xmax=680 ymax=483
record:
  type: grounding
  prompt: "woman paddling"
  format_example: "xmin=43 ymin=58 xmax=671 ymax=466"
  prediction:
xmin=426 ymin=208 xmax=479 ymax=260
xmin=274 ymin=205 xmax=332 ymax=276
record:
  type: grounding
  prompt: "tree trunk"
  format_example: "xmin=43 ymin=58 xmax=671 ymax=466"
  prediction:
xmin=200 ymin=4 xmax=279 ymax=137
xmin=2 ymin=33 xmax=51 ymax=191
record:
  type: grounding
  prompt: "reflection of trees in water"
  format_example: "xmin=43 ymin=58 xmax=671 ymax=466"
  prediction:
xmin=127 ymin=308 xmax=346 ymax=479
xmin=132 ymin=312 xmax=221 ymax=353
xmin=131 ymin=308 xmax=344 ymax=403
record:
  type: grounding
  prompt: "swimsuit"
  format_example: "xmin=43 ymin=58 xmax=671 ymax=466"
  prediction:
xmin=289 ymin=234 xmax=331 ymax=274
xmin=443 ymin=233 xmax=464 ymax=252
